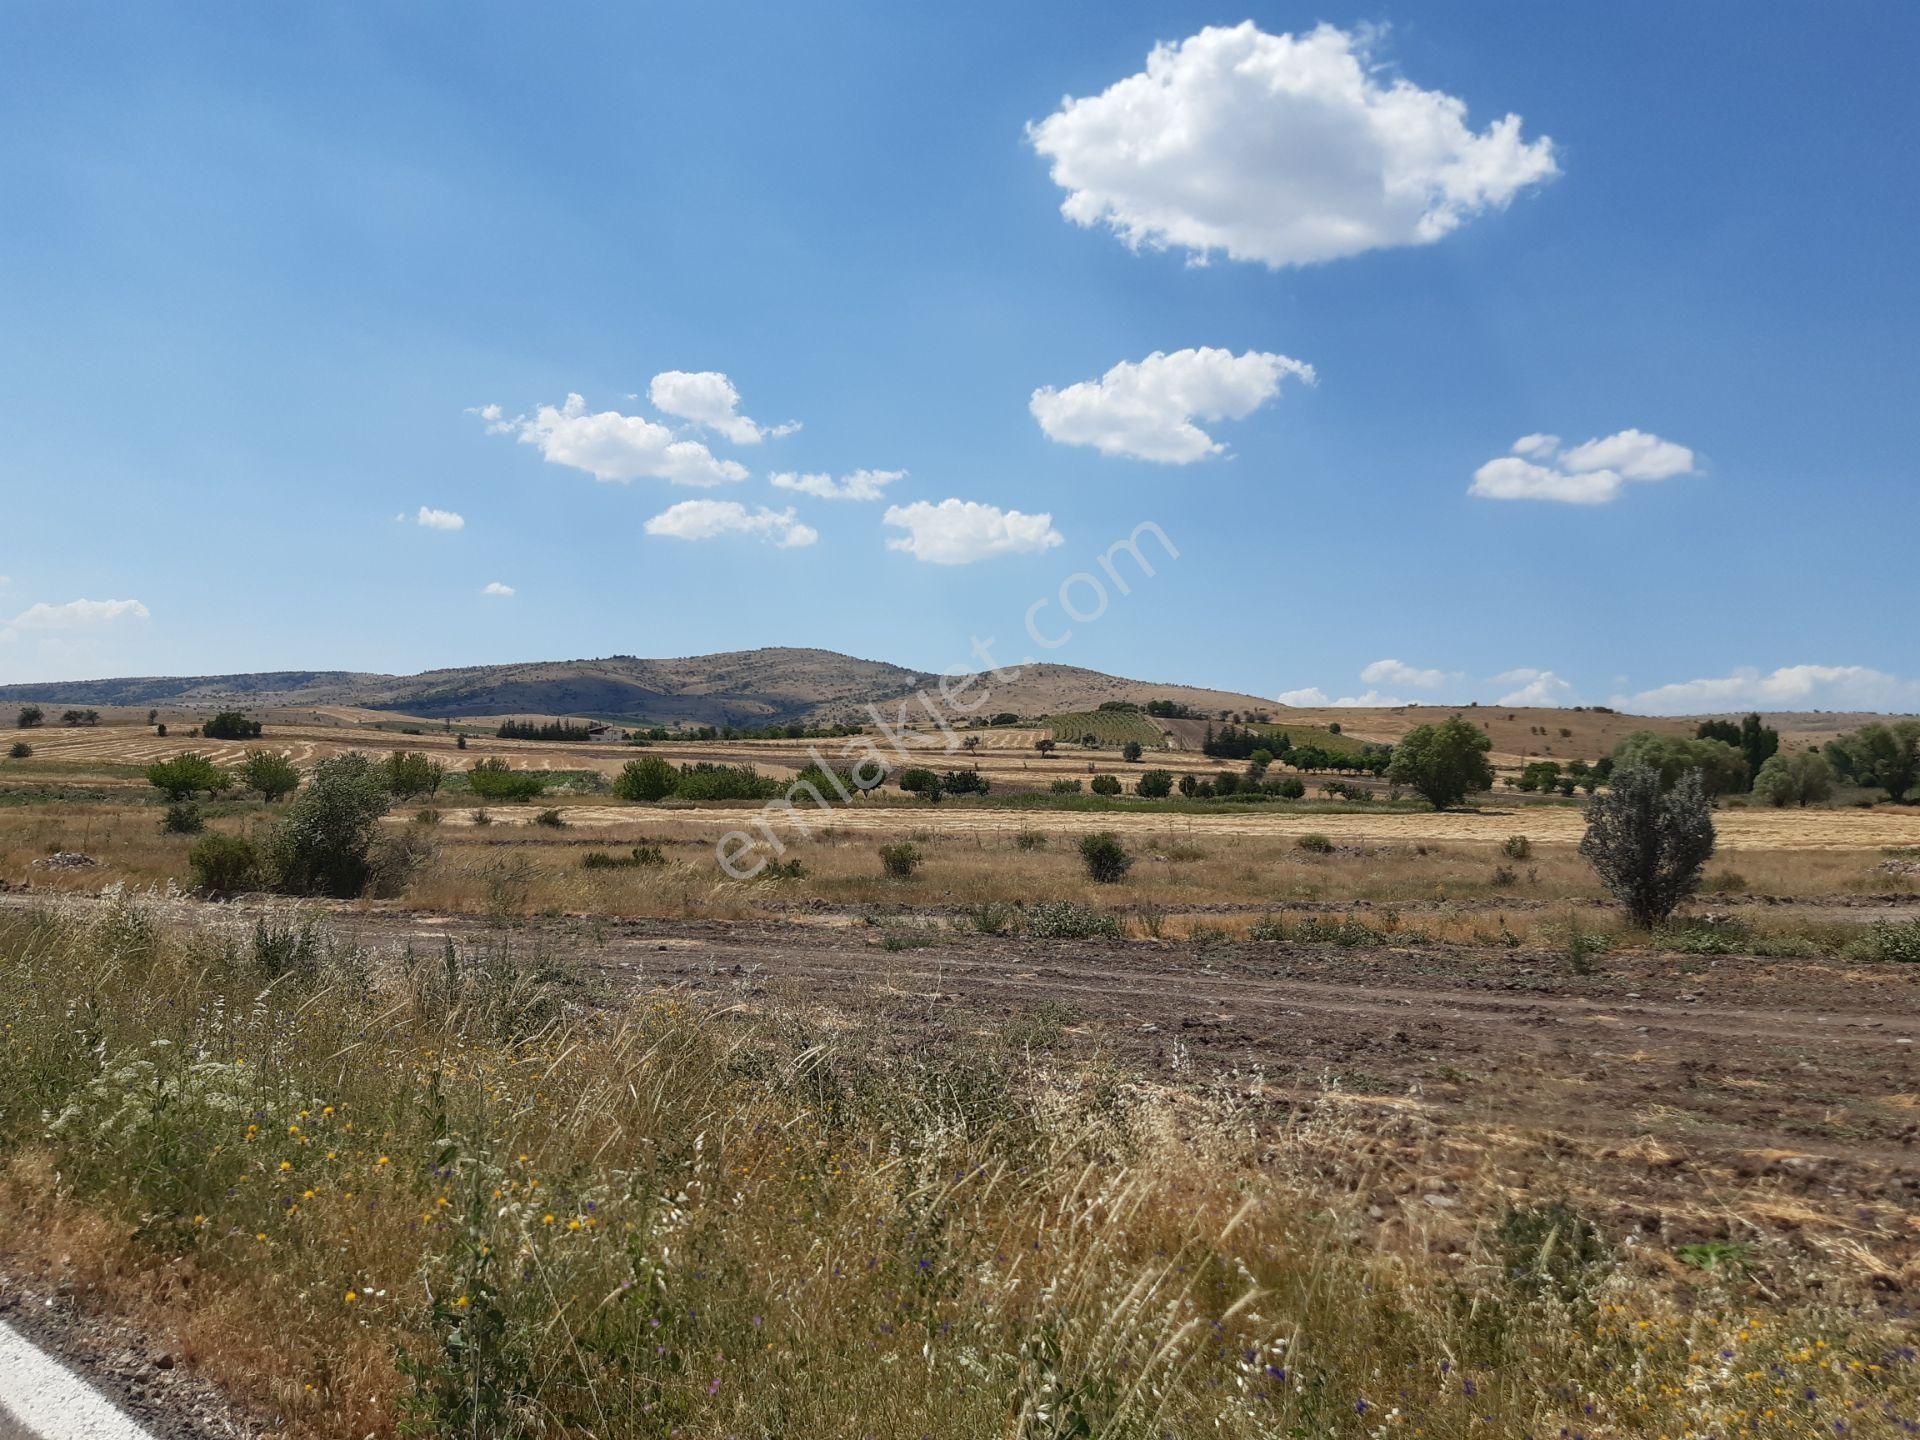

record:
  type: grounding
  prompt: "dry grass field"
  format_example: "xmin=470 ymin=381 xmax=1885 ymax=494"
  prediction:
xmin=5 ymin=711 xmax=1920 ymax=1436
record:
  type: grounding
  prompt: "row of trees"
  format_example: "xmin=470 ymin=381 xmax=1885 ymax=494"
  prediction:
xmin=13 ymin=705 xmax=100 ymax=728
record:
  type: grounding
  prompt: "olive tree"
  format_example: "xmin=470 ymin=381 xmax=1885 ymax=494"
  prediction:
xmin=1579 ymin=763 xmax=1715 ymax=927
xmin=1386 ymin=715 xmax=1494 ymax=810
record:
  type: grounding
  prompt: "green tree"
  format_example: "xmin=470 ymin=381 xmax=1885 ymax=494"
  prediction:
xmin=146 ymin=753 xmax=233 ymax=801
xmin=1079 ymin=831 xmax=1131 ymax=883
xmin=264 ymin=751 xmax=392 ymax=897
xmin=1090 ymin=774 xmax=1122 ymax=795
xmin=238 ymin=749 xmax=301 ymax=802
xmin=612 ymin=755 xmax=678 ymax=802
xmin=464 ymin=757 xmax=548 ymax=803
xmin=1752 ymin=750 xmax=1835 ymax=808
xmin=1135 ymin=769 xmax=1173 ymax=798
xmin=1825 ymin=721 xmax=1920 ymax=802
xmin=15 ymin=705 xmax=43 ymax=729
xmin=382 ymin=749 xmax=446 ymax=799
xmin=203 ymin=711 xmax=264 ymax=740
xmin=1387 ymin=716 xmax=1494 ymax=810
xmin=1121 ymin=740 xmax=1143 ymax=763
xmin=1611 ymin=732 xmax=1749 ymax=797
xmin=1579 ymin=763 xmax=1716 ymax=927
xmin=1033 ymin=738 xmax=1056 ymax=757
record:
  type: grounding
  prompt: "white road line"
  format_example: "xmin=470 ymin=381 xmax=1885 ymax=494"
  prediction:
xmin=0 ymin=1320 xmax=157 ymax=1440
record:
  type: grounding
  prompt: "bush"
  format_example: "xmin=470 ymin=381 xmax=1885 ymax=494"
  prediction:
xmin=1579 ymin=763 xmax=1716 ymax=927
xmin=147 ymin=753 xmax=232 ymax=801
xmin=1079 ymin=830 xmax=1132 ymax=883
xmin=465 ymin=757 xmax=548 ymax=803
xmin=878 ymin=842 xmax=922 ymax=879
xmin=1502 ymin=834 xmax=1533 ymax=860
xmin=238 ymin=749 xmax=301 ymax=801
xmin=1049 ymin=779 xmax=1082 ymax=795
xmin=1024 ymin=900 xmax=1122 ymax=939
xmin=264 ymin=751 xmax=393 ymax=898
xmin=1121 ymin=740 xmax=1143 ymax=763
xmin=202 ymin=711 xmax=263 ymax=740
xmin=382 ymin=749 xmax=446 ymax=799
xmin=1296 ymin=833 xmax=1334 ymax=854
xmin=612 ymin=756 xmax=678 ymax=802
xmin=583 ymin=845 xmax=666 ymax=870
xmin=898 ymin=768 xmax=943 ymax=802
xmin=161 ymin=802 xmax=205 ymax=835
xmin=15 ymin=705 xmax=44 ymax=728
xmin=1864 ymin=919 xmax=1920 ymax=964
xmin=670 ymin=762 xmax=779 ymax=802
xmin=939 ymin=769 xmax=989 ymax=796
xmin=1135 ymin=769 xmax=1173 ymax=798
xmin=1752 ymin=750 xmax=1835 ymax=808
xmin=534 ymin=808 xmax=567 ymax=828
xmin=364 ymin=827 xmax=437 ymax=899
xmin=1013 ymin=827 xmax=1046 ymax=851
xmin=188 ymin=832 xmax=257 ymax=894
xmin=1271 ymin=776 xmax=1306 ymax=800
xmin=1387 ymin=716 xmax=1494 ymax=810
xmin=6 ymin=741 xmax=29 ymax=759
xmin=1090 ymin=775 xmax=1122 ymax=796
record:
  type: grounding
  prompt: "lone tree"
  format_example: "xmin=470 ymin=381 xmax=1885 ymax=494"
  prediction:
xmin=15 ymin=705 xmax=44 ymax=729
xmin=238 ymin=749 xmax=302 ymax=802
xmin=1121 ymin=739 xmax=1143 ymax=763
xmin=1387 ymin=715 xmax=1494 ymax=810
xmin=264 ymin=751 xmax=392 ymax=898
xmin=1579 ymin=763 xmax=1716 ymax=927
xmin=1033 ymin=737 xmax=1056 ymax=757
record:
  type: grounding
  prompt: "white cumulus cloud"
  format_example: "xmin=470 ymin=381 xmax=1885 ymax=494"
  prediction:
xmin=1276 ymin=687 xmax=1330 ymax=706
xmin=415 ymin=506 xmax=465 ymax=531
xmin=1031 ymin=347 xmax=1314 ymax=463
xmin=484 ymin=393 xmax=749 ymax=487
xmin=1361 ymin=658 xmax=1449 ymax=690
xmin=644 ymin=500 xmax=818 ymax=549
xmin=1277 ymin=685 xmax=1410 ymax=707
xmin=1470 ymin=429 xmax=1698 ymax=505
xmin=1494 ymin=667 xmax=1577 ymax=707
xmin=647 ymin=371 xmax=798 ymax=445
xmin=1613 ymin=664 xmax=1920 ymax=716
xmin=481 ymin=582 xmax=516 ymax=597
xmin=1026 ymin=21 xmax=1557 ymax=269
xmin=882 ymin=499 xmax=1063 ymax=565
xmin=5 ymin=598 xmax=150 ymax=634
xmin=770 ymin=468 xmax=905 ymax=501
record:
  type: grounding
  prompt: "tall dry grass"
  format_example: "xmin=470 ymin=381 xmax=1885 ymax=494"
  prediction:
xmin=1 ymin=896 xmax=1916 ymax=1437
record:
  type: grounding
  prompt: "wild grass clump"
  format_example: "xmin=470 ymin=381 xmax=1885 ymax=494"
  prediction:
xmin=582 ymin=845 xmax=666 ymax=870
xmin=1023 ymin=900 xmax=1122 ymax=939
xmin=0 ymin=903 xmax=1916 ymax=1438
xmin=878 ymin=842 xmax=922 ymax=879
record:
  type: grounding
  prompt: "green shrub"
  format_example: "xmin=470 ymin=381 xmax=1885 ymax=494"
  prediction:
xmin=612 ymin=756 xmax=678 ymax=802
xmin=1090 ymin=775 xmax=1122 ymax=796
xmin=1271 ymin=776 xmax=1306 ymax=799
xmin=1013 ymin=827 xmax=1046 ymax=851
xmin=15 ymin=705 xmax=44 ymax=728
xmin=188 ymin=832 xmax=258 ymax=894
xmin=202 ymin=711 xmax=263 ymax=740
xmin=147 ymin=753 xmax=232 ymax=801
xmin=582 ymin=845 xmax=666 ymax=870
xmin=238 ymin=749 xmax=301 ymax=802
xmin=1864 ymin=919 xmax=1920 ymax=964
xmin=671 ymin=762 xmax=779 ymax=802
xmin=1502 ymin=834 xmax=1533 ymax=861
xmin=1296 ymin=833 xmax=1334 ymax=854
xmin=6 ymin=741 xmax=29 ymax=759
xmin=465 ymin=757 xmax=548 ymax=803
xmin=879 ymin=842 xmax=922 ymax=879
xmin=1135 ymin=769 xmax=1173 ymax=798
xmin=1048 ymin=779 xmax=1082 ymax=795
xmin=383 ymin=749 xmax=446 ymax=799
xmin=1499 ymin=1201 xmax=1610 ymax=1302
xmin=161 ymin=802 xmax=205 ymax=835
xmin=1580 ymin=764 xmax=1716 ymax=927
xmin=1078 ymin=830 xmax=1132 ymax=884
xmin=264 ymin=751 xmax=392 ymax=898
xmin=1024 ymin=901 xmax=1122 ymax=939
xmin=534 ymin=808 xmax=566 ymax=829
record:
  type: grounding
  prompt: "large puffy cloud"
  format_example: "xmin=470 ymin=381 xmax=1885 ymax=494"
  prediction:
xmin=1493 ymin=667 xmax=1577 ymax=707
xmin=1030 ymin=347 xmax=1314 ymax=463
xmin=484 ymin=394 xmax=749 ymax=487
xmin=882 ymin=499 xmax=1063 ymax=565
xmin=1470 ymin=429 xmax=1698 ymax=505
xmin=647 ymin=371 xmax=798 ymax=445
xmin=1361 ymin=658 xmax=1448 ymax=690
xmin=1277 ymin=686 xmax=1409 ymax=708
xmin=644 ymin=500 xmax=817 ymax=549
xmin=770 ymin=468 xmax=905 ymax=501
xmin=6 ymin=598 xmax=150 ymax=632
xmin=1613 ymin=665 xmax=1920 ymax=716
xmin=1026 ymin=22 xmax=1557 ymax=269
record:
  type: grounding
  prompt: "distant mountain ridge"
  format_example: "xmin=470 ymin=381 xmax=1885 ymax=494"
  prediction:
xmin=0 ymin=647 xmax=1281 ymax=729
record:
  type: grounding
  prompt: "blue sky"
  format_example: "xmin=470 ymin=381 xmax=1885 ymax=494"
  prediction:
xmin=2 ymin=3 xmax=1916 ymax=714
